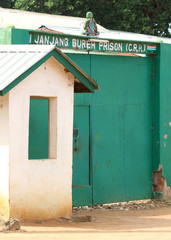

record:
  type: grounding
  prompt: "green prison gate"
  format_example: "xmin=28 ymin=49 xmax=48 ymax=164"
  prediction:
xmin=69 ymin=53 xmax=153 ymax=206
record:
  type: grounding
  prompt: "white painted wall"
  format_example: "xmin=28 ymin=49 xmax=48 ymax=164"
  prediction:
xmin=0 ymin=93 xmax=9 ymax=218
xmin=9 ymin=57 xmax=74 ymax=220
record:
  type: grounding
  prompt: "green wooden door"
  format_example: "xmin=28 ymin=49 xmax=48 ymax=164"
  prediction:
xmin=29 ymin=98 xmax=49 ymax=160
xmin=72 ymin=105 xmax=92 ymax=206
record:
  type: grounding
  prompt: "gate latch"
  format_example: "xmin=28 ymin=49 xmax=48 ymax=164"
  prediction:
xmin=73 ymin=128 xmax=79 ymax=152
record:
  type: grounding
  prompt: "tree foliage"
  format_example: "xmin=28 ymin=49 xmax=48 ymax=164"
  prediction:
xmin=1 ymin=0 xmax=171 ymax=37
xmin=0 ymin=0 xmax=15 ymax=8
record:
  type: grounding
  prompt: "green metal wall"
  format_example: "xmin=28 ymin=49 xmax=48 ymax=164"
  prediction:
xmin=159 ymin=44 xmax=171 ymax=184
xmin=68 ymin=53 xmax=153 ymax=205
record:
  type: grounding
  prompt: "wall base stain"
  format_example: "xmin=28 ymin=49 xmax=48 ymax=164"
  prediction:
xmin=0 ymin=195 xmax=9 ymax=218
xmin=10 ymin=204 xmax=72 ymax=221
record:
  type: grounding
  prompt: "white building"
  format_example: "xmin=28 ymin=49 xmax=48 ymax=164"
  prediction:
xmin=0 ymin=44 xmax=98 ymax=220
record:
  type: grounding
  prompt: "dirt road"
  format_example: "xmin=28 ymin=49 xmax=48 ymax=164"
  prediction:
xmin=1 ymin=203 xmax=171 ymax=240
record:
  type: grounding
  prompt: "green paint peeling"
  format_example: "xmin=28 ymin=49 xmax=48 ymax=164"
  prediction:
xmin=107 ymin=160 xmax=110 ymax=167
xmin=95 ymin=133 xmax=102 ymax=141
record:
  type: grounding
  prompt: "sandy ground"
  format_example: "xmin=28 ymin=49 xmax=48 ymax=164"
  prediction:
xmin=1 ymin=205 xmax=171 ymax=240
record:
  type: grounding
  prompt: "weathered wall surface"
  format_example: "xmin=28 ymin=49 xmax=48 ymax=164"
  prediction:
xmin=152 ymin=164 xmax=171 ymax=201
xmin=9 ymin=57 xmax=74 ymax=220
xmin=0 ymin=93 xmax=9 ymax=218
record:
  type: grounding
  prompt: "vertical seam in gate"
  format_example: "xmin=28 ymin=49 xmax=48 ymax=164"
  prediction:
xmin=89 ymin=54 xmax=93 ymax=205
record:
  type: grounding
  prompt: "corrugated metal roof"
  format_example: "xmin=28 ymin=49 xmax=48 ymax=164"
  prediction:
xmin=40 ymin=25 xmax=171 ymax=43
xmin=0 ymin=45 xmax=54 ymax=91
xmin=100 ymin=30 xmax=171 ymax=44
xmin=0 ymin=45 xmax=98 ymax=94
xmin=39 ymin=25 xmax=160 ymax=43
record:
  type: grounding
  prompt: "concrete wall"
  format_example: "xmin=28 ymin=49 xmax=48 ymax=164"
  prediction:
xmin=9 ymin=57 xmax=74 ymax=220
xmin=0 ymin=93 xmax=9 ymax=218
